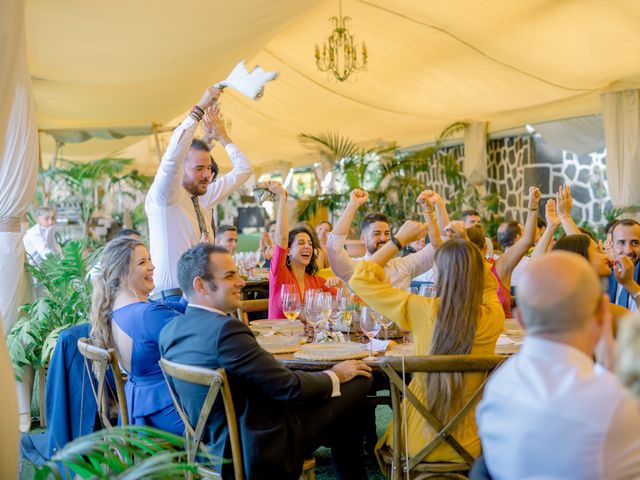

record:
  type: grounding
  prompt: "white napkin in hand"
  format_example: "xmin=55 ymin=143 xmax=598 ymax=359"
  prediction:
xmin=218 ymin=61 xmax=278 ymax=100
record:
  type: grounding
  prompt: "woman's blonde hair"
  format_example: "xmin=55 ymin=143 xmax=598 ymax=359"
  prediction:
xmin=617 ymin=312 xmax=640 ymax=399
xmin=426 ymin=239 xmax=484 ymax=422
xmin=89 ymin=237 xmax=143 ymax=350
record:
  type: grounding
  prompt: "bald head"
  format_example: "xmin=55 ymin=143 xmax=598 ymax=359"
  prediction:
xmin=516 ymin=251 xmax=601 ymax=335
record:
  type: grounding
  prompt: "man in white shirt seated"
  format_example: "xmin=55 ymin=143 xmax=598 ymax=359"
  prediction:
xmin=146 ymin=87 xmax=254 ymax=302
xmin=477 ymin=250 xmax=640 ymax=480
xmin=23 ymin=206 xmax=61 ymax=265
xmin=327 ymin=189 xmax=439 ymax=290
xmin=214 ymin=224 xmax=238 ymax=254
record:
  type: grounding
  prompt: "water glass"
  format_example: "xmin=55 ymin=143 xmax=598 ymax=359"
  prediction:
xmin=419 ymin=283 xmax=437 ymax=297
xmin=360 ymin=306 xmax=382 ymax=361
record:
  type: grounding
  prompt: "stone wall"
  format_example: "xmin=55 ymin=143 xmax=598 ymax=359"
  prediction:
xmin=415 ymin=135 xmax=610 ymax=228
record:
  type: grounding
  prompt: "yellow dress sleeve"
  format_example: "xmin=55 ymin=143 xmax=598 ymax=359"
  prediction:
xmin=477 ymin=263 xmax=506 ymax=346
xmin=349 ymin=260 xmax=436 ymax=332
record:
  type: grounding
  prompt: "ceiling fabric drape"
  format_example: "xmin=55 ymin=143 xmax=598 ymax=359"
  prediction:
xmin=601 ymin=89 xmax=640 ymax=208
xmin=24 ymin=0 xmax=640 ymax=173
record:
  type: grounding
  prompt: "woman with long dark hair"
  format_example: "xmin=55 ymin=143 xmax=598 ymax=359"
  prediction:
xmin=90 ymin=237 xmax=183 ymax=434
xmin=266 ymin=182 xmax=336 ymax=319
xmin=350 ymin=220 xmax=504 ymax=465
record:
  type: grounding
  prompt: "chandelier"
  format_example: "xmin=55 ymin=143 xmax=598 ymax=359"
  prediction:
xmin=314 ymin=0 xmax=368 ymax=82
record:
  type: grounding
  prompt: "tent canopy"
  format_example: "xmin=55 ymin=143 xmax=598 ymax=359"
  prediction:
xmin=27 ymin=0 xmax=640 ymax=173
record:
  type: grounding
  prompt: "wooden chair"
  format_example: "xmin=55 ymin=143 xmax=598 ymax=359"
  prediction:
xmin=160 ymin=359 xmax=316 ymax=480
xmin=159 ymin=359 xmax=242 ymax=480
xmin=379 ymin=354 xmax=506 ymax=480
xmin=236 ymin=298 xmax=269 ymax=325
xmin=76 ymin=337 xmax=128 ymax=429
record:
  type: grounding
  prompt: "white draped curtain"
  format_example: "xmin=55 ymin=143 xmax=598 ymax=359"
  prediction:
xmin=601 ymin=89 xmax=640 ymax=208
xmin=0 ymin=0 xmax=36 ymax=471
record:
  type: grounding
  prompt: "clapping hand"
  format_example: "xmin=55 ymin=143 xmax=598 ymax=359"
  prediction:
xmin=203 ymin=105 xmax=231 ymax=144
xmin=417 ymin=190 xmax=436 ymax=214
xmin=545 ymin=198 xmax=560 ymax=227
xmin=556 ymin=184 xmax=573 ymax=217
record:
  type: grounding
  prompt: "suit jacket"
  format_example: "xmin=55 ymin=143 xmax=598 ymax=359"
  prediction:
xmin=607 ymin=260 xmax=640 ymax=307
xmin=159 ymin=306 xmax=333 ymax=480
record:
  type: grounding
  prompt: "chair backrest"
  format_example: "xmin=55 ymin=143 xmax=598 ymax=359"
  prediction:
xmin=159 ymin=359 xmax=242 ymax=480
xmin=380 ymin=354 xmax=505 ymax=478
xmin=236 ymin=298 xmax=269 ymax=325
xmin=76 ymin=337 xmax=128 ymax=428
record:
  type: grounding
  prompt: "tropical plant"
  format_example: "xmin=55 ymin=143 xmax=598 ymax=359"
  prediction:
xmin=35 ymin=425 xmax=212 ymax=479
xmin=296 ymin=123 xmax=470 ymax=229
xmin=7 ymin=240 xmax=100 ymax=380
xmin=39 ymin=157 xmax=152 ymax=228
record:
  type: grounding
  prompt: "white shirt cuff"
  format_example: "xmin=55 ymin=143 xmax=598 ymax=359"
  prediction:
xmin=224 ymin=143 xmax=240 ymax=156
xmin=323 ymin=370 xmax=341 ymax=397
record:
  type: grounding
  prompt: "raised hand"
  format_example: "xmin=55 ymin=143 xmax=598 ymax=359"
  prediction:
xmin=394 ymin=220 xmax=430 ymax=246
xmin=443 ymin=221 xmax=468 ymax=240
xmin=417 ymin=190 xmax=435 ymax=213
xmin=266 ymin=181 xmax=286 ymax=197
xmin=545 ymin=198 xmax=560 ymax=227
xmin=556 ymin=184 xmax=573 ymax=217
xmin=349 ymin=189 xmax=369 ymax=208
xmin=196 ymin=86 xmax=223 ymax=111
xmin=202 ymin=105 xmax=231 ymax=144
xmin=614 ymin=255 xmax=635 ymax=286
xmin=528 ymin=186 xmax=541 ymax=210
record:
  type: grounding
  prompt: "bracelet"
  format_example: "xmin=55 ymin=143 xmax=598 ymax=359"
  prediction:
xmin=390 ymin=237 xmax=403 ymax=250
xmin=632 ymin=291 xmax=640 ymax=301
xmin=193 ymin=105 xmax=205 ymax=116
xmin=190 ymin=106 xmax=204 ymax=122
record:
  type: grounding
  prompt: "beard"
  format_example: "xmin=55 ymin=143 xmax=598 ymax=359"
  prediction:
xmin=365 ymin=239 xmax=387 ymax=255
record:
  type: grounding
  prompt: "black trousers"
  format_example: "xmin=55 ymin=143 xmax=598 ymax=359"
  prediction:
xmin=296 ymin=375 xmax=373 ymax=480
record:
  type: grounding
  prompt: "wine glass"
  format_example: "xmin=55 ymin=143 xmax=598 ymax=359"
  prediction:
xmin=407 ymin=286 xmax=419 ymax=295
xmin=338 ymin=297 xmax=354 ymax=342
xmin=318 ymin=292 xmax=335 ymax=331
xmin=282 ymin=293 xmax=301 ymax=336
xmin=379 ymin=315 xmax=394 ymax=340
xmin=360 ymin=306 xmax=381 ymax=361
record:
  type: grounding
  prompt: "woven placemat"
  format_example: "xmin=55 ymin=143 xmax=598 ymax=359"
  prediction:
xmin=293 ymin=343 xmax=368 ymax=361
xmin=384 ymin=343 xmax=414 ymax=357
xmin=257 ymin=335 xmax=304 ymax=354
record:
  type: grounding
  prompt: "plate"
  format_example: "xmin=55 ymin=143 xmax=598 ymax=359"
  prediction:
xmin=293 ymin=342 xmax=368 ymax=361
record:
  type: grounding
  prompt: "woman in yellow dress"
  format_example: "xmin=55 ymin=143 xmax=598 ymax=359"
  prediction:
xmin=349 ymin=219 xmax=505 ymax=466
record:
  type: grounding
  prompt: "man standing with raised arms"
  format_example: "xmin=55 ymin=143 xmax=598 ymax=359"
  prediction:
xmin=146 ymin=87 xmax=254 ymax=301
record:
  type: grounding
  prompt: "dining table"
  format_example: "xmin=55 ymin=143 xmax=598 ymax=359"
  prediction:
xmin=253 ymin=318 xmax=526 ymax=372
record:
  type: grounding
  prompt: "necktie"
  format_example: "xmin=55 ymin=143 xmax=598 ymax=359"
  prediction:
xmin=191 ymin=195 xmax=210 ymax=243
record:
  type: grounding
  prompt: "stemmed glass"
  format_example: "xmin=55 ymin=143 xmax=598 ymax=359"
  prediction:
xmin=304 ymin=289 xmax=320 ymax=341
xmin=379 ymin=315 xmax=394 ymax=340
xmin=318 ymin=292 xmax=335 ymax=332
xmin=281 ymin=284 xmax=301 ymax=336
xmin=338 ymin=296 xmax=355 ymax=342
xmin=360 ymin=306 xmax=382 ymax=361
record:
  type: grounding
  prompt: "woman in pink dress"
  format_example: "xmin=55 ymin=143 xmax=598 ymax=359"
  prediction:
xmin=266 ymin=182 xmax=336 ymax=319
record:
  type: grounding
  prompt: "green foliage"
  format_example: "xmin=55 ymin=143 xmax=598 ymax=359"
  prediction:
xmin=36 ymin=425 xmax=213 ymax=479
xmin=297 ymin=123 xmax=471 ymax=229
xmin=7 ymin=240 xmax=100 ymax=380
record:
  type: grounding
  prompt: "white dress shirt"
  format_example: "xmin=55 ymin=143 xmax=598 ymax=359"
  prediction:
xmin=477 ymin=336 xmax=640 ymax=480
xmin=188 ymin=303 xmax=340 ymax=396
xmin=23 ymin=223 xmax=61 ymax=265
xmin=326 ymin=233 xmax=435 ymax=290
xmin=146 ymin=116 xmax=254 ymax=293
xmin=509 ymin=254 xmax=530 ymax=288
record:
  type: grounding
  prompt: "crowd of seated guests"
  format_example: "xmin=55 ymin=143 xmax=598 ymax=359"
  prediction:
xmin=43 ymin=178 xmax=640 ymax=480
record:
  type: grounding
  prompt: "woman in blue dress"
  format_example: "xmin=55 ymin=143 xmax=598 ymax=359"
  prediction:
xmin=89 ymin=237 xmax=183 ymax=434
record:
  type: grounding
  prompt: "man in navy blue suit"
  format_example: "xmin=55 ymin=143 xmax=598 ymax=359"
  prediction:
xmin=607 ymin=219 xmax=640 ymax=312
xmin=159 ymin=244 xmax=372 ymax=480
